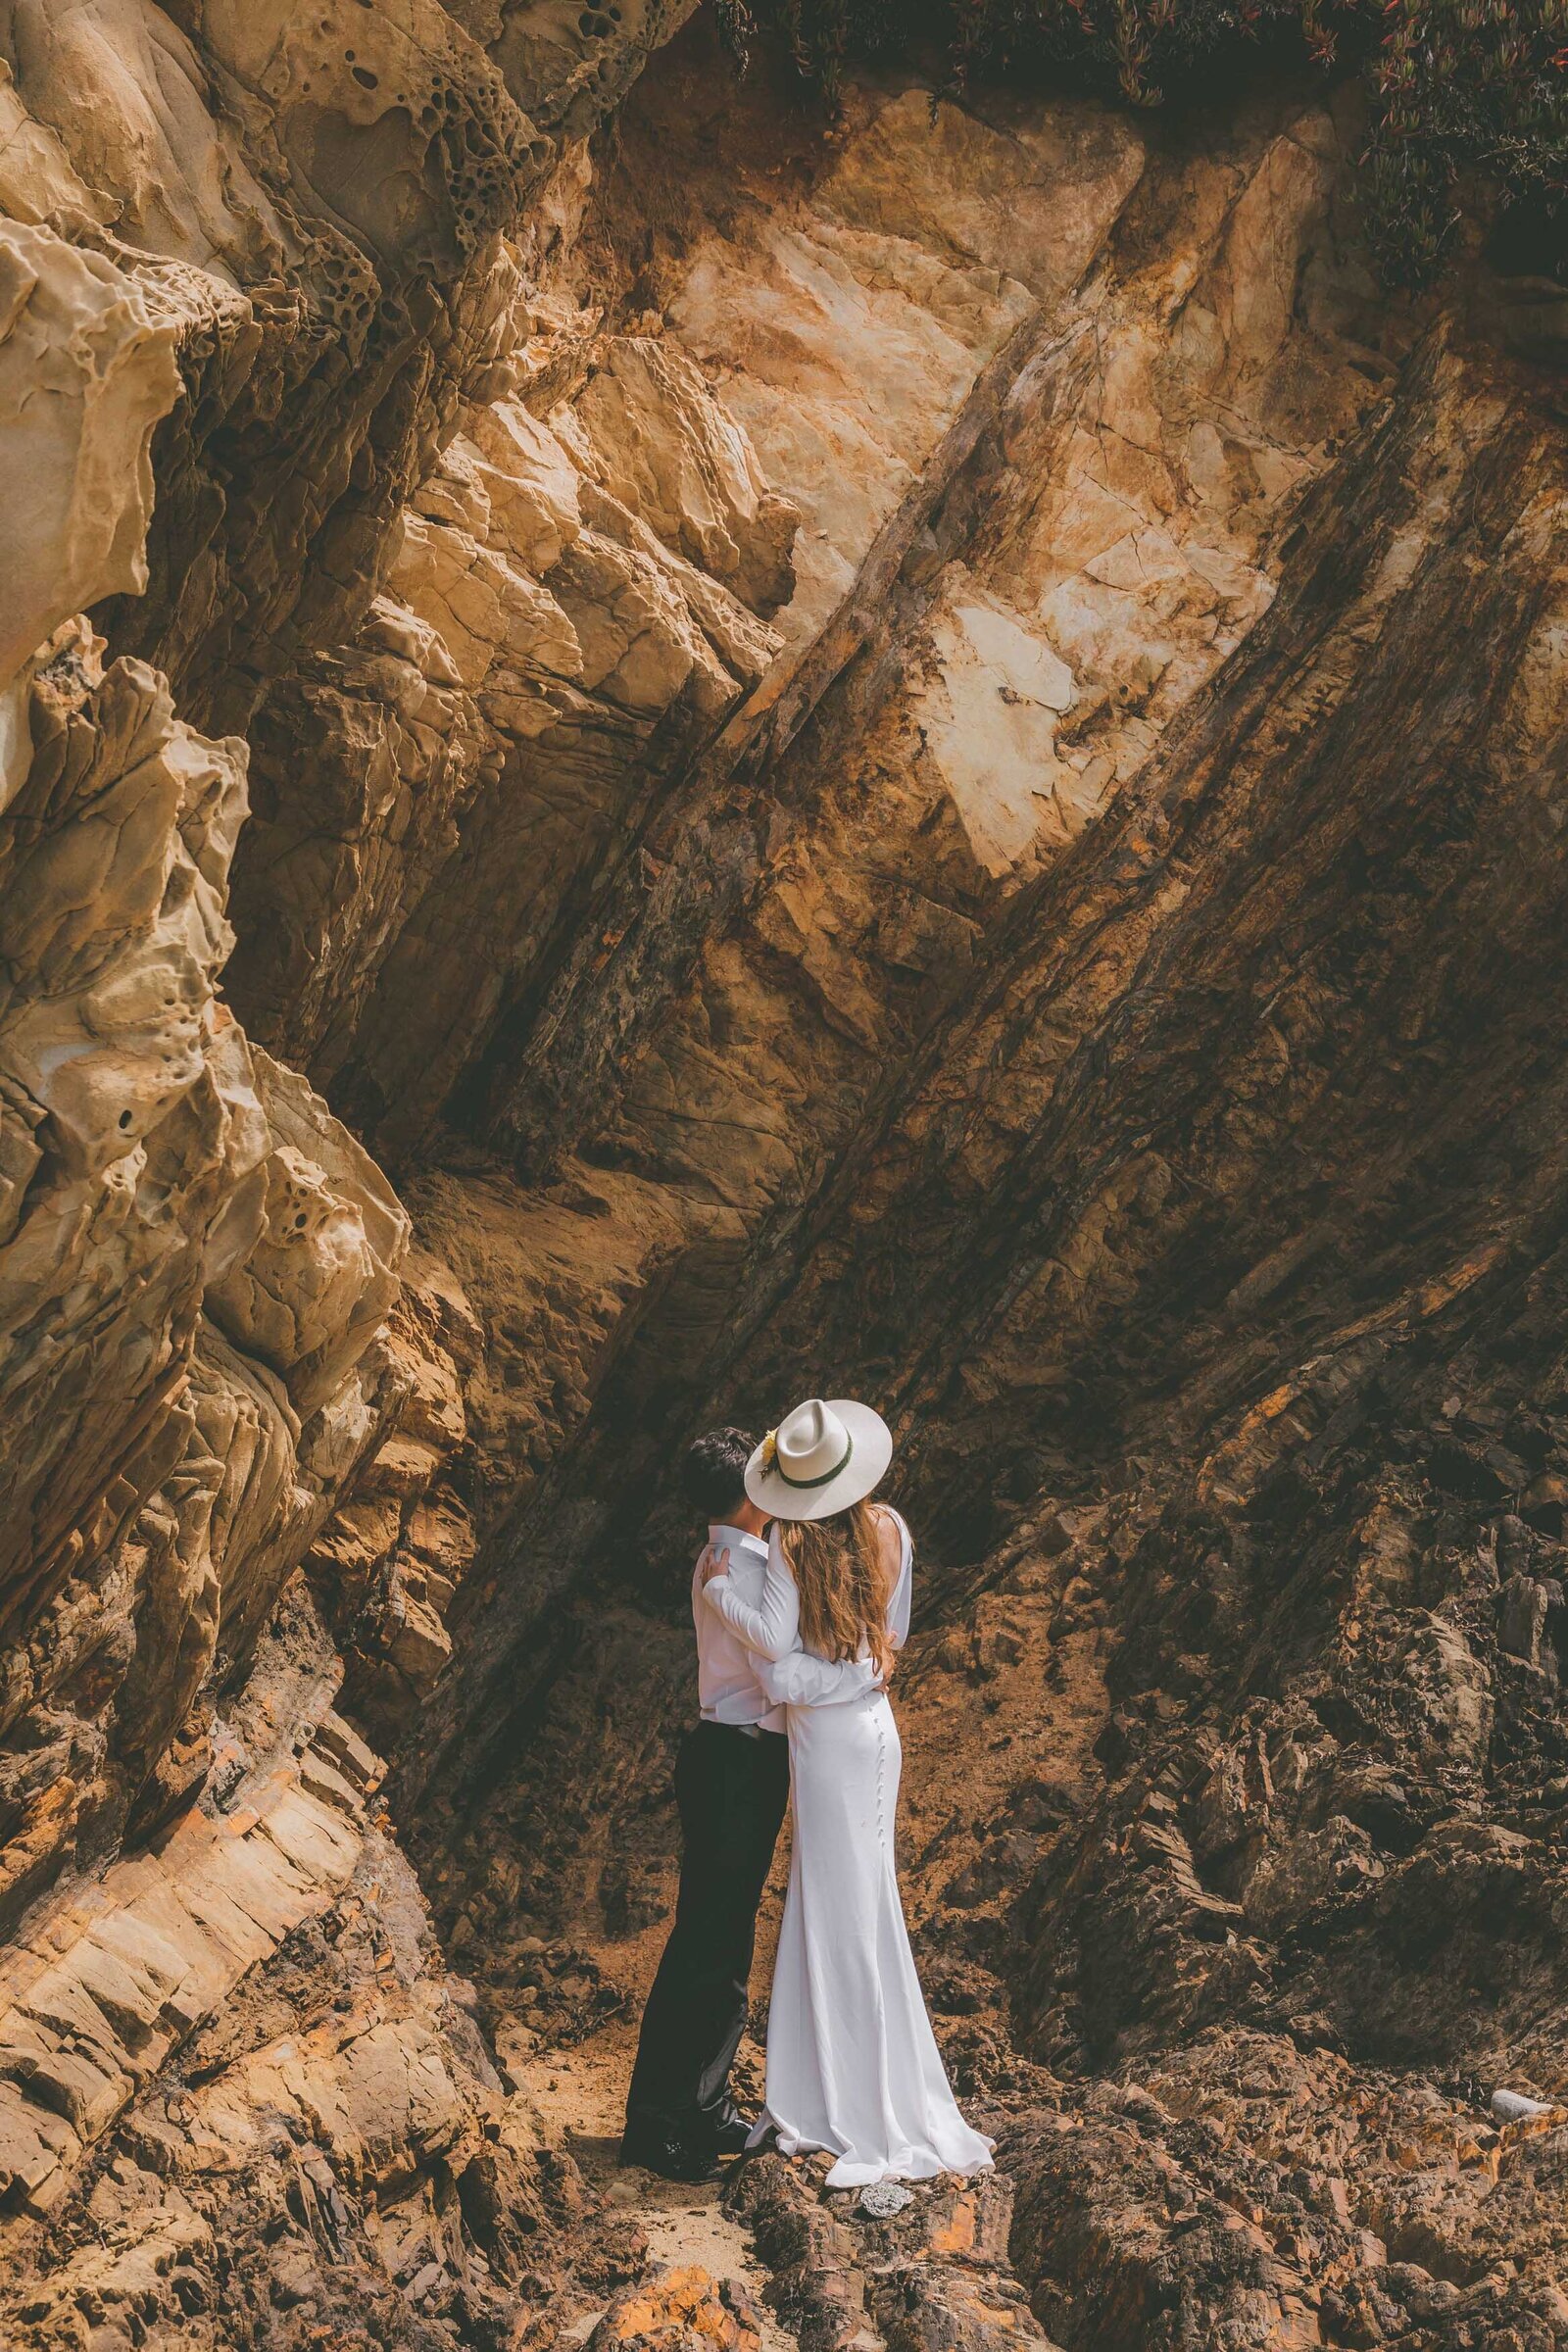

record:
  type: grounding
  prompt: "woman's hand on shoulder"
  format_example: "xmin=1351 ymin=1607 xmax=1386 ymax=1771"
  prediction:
xmin=699 ymin=1543 xmax=731 ymax=1587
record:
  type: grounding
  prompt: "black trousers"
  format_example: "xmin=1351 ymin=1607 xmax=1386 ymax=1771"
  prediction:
xmin=624 ymin=1720 xmax=790 ymax=2145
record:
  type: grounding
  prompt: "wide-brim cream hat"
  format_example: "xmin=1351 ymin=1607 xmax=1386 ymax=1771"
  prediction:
xmin=744 ymin=1396 xmax=893 ymax=1522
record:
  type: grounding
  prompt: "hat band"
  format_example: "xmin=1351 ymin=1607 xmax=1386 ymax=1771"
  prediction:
xmin=776 ymin=1433 xmax=854 ymax=1491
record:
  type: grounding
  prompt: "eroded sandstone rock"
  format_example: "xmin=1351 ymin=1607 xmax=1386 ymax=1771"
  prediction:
xmin=1 ymin=2 xmax=1566 ymax=2345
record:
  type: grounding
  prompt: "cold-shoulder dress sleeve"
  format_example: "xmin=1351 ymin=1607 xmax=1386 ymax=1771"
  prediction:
xmin=882 ymin=1507 xmax=913 ymax=1649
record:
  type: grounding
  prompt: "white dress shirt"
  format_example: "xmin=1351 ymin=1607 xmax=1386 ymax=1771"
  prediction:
xmin=704 ymin=1513 xmax=911 ymax=1708
xmin=695 ymin=1524 xmax=880 ymax=1730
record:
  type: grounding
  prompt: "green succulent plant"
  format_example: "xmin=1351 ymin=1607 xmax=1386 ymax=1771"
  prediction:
xmin=711 ymin=0 xmax=1567 ymax=287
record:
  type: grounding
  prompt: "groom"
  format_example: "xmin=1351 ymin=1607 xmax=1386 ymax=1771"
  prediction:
xmin=620 ymin=1425 xmax=881 ymax=2180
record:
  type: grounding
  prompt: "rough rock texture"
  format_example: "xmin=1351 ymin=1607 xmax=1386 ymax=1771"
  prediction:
xmin=0 ymin=0 xmax=704 ymax=2335
xmin=1 ymin=2 xmax=1566 ymax=2345
xmin=391 ymin=36 xmax=1568 ymax=2352
xmin=0 ymin=1581 xmax=598 ymax=2350
xmin=728 ymin=2151 xmax=1061 ymax=2352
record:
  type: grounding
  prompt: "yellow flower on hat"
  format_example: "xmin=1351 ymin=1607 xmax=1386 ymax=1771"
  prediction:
xmin=760 ymin=1428 xmax=779 ymax=1470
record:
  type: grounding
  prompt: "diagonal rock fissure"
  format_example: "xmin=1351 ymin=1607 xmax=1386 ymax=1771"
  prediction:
xmin=2 ymin=5 xmax=1567 ymax=2345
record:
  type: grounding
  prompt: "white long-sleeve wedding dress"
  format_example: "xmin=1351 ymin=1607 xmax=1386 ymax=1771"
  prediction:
xmin=704 ymin=1512 xmax=994 ymax=2187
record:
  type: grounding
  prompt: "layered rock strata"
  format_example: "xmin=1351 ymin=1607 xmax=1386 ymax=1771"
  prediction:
xmin=0 ymin=1 xmax=705 ymax=2334
xmin=391 ymin=37 xmax=1568 ymax=2352
xmin=0 ymin=4 xmax=1565 ymax=2348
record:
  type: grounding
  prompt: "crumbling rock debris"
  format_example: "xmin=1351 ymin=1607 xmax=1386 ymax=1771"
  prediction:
xmin=586 ymin=2263 xmax=764 ymax=2352
xmin=858 ymin=2181 xmax=913 ymax=2221
xmin=729 ymin=2153 xmax=1064 ymax=2352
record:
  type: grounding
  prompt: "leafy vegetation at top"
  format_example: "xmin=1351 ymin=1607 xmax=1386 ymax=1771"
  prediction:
xmin=712 ymin=0 xmax=1567 ymax=287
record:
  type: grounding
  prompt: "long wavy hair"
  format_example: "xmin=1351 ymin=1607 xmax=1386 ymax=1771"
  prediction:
xmin=780 ymin=1502 xmax=897 ymax=1678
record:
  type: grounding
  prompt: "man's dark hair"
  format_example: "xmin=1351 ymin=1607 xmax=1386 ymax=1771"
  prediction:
xmin=682 ymin=1426 xmax=756 ymax=1520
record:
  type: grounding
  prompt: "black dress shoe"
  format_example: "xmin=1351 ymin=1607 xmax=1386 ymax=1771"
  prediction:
xmin=619 ymin=2128 xmax=723 ymax=2182
xmin=710 ymin=2109 xmax=755 ymax=2157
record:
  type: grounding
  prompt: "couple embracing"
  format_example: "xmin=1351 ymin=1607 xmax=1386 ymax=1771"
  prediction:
xmin=621 ymin=1398 xmax=993 ymax=2188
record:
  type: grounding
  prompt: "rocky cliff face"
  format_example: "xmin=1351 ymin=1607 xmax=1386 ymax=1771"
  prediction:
xmin=0 ymin=5 xmax=1564 ymax=2347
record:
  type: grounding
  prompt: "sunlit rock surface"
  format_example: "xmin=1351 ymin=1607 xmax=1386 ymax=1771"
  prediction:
xmin=0 ymin=2 xmax=1565 ymax=2343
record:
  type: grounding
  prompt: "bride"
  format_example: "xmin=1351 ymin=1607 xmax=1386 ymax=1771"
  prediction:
xmin=702 ymin=1397 xmax=994 ymax=2188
